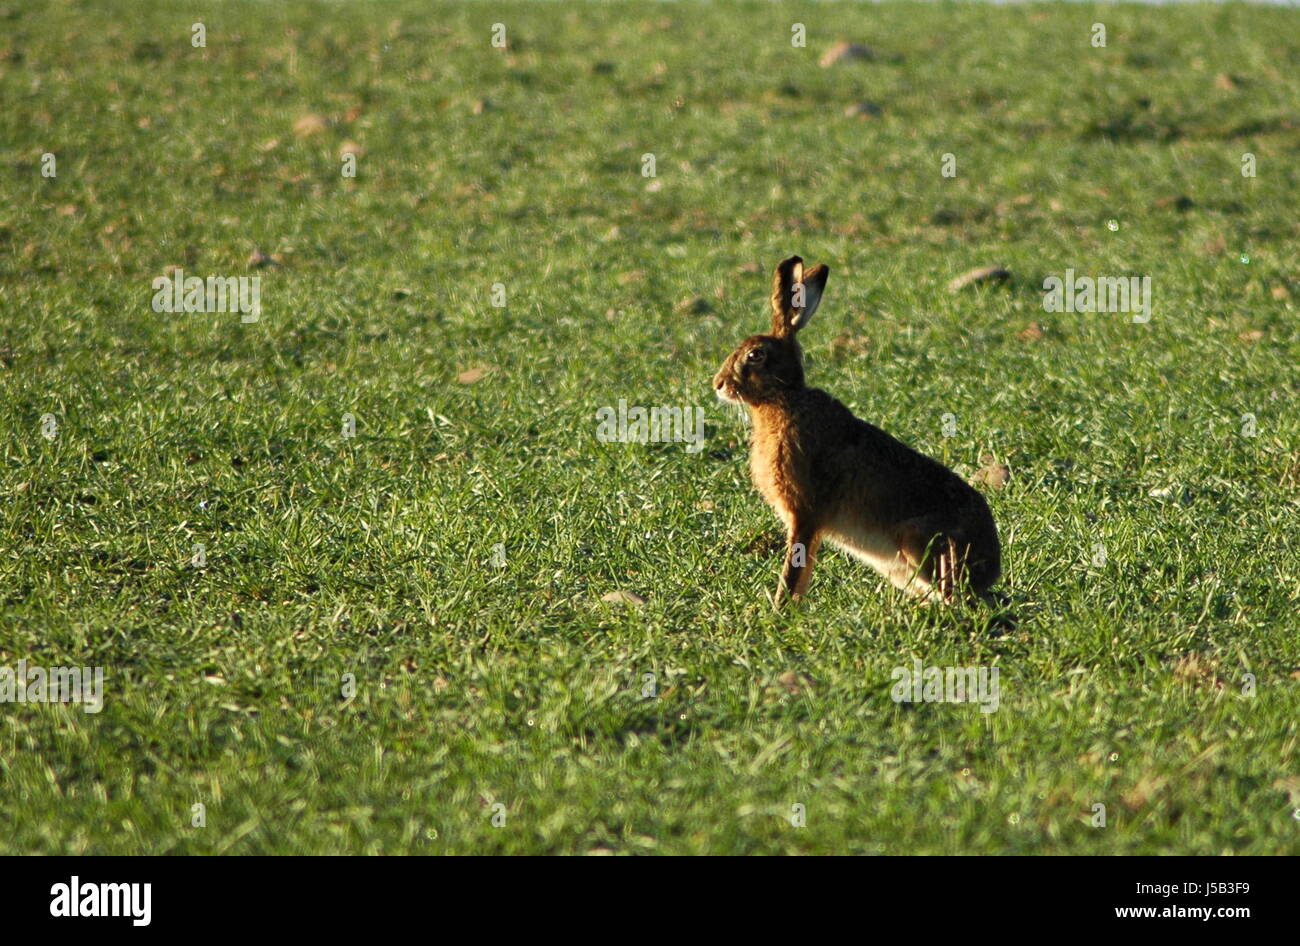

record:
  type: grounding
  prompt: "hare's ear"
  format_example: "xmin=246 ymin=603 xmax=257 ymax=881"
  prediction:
xmin=770 ymin=256 xmax=803 ymax=336
xmin=793 ymin=263 xmax=829 ymax=332
xmin=771 ymin=256 xmax=829 ymax=336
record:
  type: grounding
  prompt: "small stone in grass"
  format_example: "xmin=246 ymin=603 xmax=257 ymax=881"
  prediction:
xmin=1272 ymin=775 xmax=1300 ymax=804
xmin=293 ymin=113 xmax=327 ymax=137
xmin=775 ymin=670 xmax=814 ymax=696
xmin=947 ymin=266 xmax=1010 ymax=292
xmin=844 ymin=102 xmax=882 ymax=118
xmin=820 ymin=41 xmax=875 ymax=66
xmin=456 ymin=367 xmax=486 ymax=384
xmin=1201 ymin=235 xmax=1227 ymax=256
xmin=829 ymin=331 xmax=871 ymax=359
xmin=676 ymin=296 xmax=712 ymax=315
xmin=971 ymin=459 xmax=1011 ymax=489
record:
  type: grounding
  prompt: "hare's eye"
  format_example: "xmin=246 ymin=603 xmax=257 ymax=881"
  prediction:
xmin=745 ymin=349 xmax=764 ymax=363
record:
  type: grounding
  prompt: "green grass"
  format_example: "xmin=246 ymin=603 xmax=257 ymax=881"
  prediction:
xmin=1 ymin=0 xmax=1299 ymax=855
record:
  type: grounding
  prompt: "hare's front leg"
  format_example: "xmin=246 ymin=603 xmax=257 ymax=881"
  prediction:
xmin=774 ymin=520 xmax=822 ymax=608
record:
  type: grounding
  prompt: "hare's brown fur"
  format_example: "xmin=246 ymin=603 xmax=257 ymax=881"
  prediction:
xmin=714 ymin=256 xmax=1001 ymax=606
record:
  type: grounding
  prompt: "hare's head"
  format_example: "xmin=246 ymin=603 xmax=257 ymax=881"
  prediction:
xmin=713 ymin=255 xmax=829 ymax=406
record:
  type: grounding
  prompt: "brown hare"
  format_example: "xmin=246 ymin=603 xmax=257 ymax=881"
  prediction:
xmin=713 ymin=255 xmax=1001 ymax=607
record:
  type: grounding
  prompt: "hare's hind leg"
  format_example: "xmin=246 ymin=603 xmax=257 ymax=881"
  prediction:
xmin=896 ymin=522 xmax=960 ymax=604
xmin=933 ymin=537 xmax=961 ymax=603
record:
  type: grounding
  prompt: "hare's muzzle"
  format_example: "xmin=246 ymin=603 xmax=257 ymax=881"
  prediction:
xmin=712 ymin=366 xmax=738 ymax=403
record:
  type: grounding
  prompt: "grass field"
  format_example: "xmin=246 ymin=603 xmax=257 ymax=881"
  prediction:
xmin=2 ymin=0 xmax=1299 ymax=855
